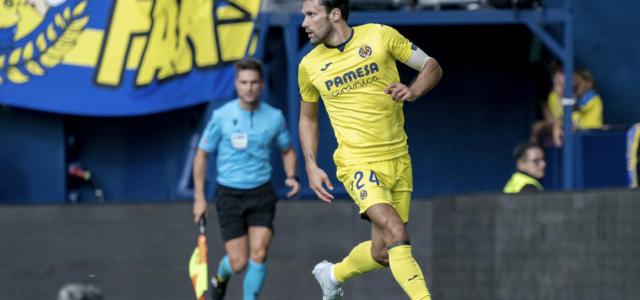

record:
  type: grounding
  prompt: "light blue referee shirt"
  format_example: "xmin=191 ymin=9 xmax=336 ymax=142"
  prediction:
xmin=198 ymin=99 xmax=292 ymax=189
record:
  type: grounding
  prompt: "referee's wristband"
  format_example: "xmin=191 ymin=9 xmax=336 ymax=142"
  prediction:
xmin=287 ymin=175 xmax=299 ymax=182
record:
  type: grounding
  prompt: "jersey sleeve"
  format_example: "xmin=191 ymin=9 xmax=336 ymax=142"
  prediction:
xmin=198 ymin=110 xmax=222 ymax=153
xmin=378 ymin=25 xmax=414 ymax=63
xmin=275 ymin=111 xmax=292 ymax=150
xmin=299 ymin=62 xmax=320 ymax=103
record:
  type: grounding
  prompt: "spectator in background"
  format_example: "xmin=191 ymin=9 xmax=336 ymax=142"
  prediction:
xmin=504 ymin=142 xmax=546 ymax=193
xmin=530 ymin=60 xmax=564 ymax=144
xmin=531 ymin=61 xmax=603 ymax=147
xmin=553 ymin=67 xmax=603 ymax=147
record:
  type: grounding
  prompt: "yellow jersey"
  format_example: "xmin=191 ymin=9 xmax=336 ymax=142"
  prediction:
xmin=548 ymin=90 xmax=603 ymax=129
xmin=573 ymin=90 xmax=603 ymax=129
xmin=299 ymin=24 xmax=415 ymax=166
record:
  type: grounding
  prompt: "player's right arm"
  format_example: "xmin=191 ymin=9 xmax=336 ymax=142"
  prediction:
xmin=193 ymin=111 xmax=222 ymax=223
xmin=298 ymin=62 xmax=334 ymax=203
xmin=299 ymin=101 xmax=334 ymax=203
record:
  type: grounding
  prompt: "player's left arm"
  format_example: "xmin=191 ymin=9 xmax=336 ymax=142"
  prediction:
xmin=378 ymin=25 xmax=443 ymax=102
xmin=385 ymin=53 xmax=443 ymax=103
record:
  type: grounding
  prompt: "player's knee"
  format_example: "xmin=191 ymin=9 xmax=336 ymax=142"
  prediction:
xmin=250 ymin=247 xmax=268 ymax=264
xmin=229 ymin=255 xmax=248 ymax=273
xmin=387 ymin=223 xmax=409 ymax=244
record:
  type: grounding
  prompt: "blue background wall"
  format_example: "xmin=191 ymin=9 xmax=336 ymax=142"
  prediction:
xmin=1 ymin=0 xmax=639 ymax=203
xmin=0 ymin=107 xmax=65 ymax=203
xmin=546 ymin=0 xmax=640 ymax=125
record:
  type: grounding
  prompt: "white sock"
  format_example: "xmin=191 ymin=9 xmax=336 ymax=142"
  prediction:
xmin=330 ymin=265 xmax=341 ymax=286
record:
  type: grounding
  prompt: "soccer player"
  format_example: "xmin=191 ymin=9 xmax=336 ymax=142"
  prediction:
xmin=298 ymin=0 xmax=443 ymax=299
xmin=193 ymin=58 xmax=301 ymax=300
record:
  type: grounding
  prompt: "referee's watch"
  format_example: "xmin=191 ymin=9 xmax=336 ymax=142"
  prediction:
xmin=288 ymin=175 xmax=299 ymax=182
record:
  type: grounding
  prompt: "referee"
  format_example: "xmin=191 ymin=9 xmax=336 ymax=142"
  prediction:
xmin=192 ymin=58 xmax=301 ymax=300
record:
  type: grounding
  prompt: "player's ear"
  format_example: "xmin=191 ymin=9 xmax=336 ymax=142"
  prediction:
xmin=330 ymin=8 xmax=341 ymax=22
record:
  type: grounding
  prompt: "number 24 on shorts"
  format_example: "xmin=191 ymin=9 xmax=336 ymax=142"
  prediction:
xmin=352 ymin=170 xmax=379 ymax=191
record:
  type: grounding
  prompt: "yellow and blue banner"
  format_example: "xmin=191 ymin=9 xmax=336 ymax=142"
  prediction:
xmin=627 ymin=123 xmax=640 ymax=188
xmin=0 ymin=0 xmax=261 ymax=116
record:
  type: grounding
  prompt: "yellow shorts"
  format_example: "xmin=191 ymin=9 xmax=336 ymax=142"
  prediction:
xmin=337 ymin=153 xmax=413 ymax=223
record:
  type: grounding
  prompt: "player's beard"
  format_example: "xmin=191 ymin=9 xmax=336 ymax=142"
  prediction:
xmin=309 ymin=16 xmax=333 ymax=46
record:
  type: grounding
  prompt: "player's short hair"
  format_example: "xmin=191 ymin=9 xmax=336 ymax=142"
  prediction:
xmin=513 ymin=142 xmax=542 ymax=161
xmin=234 ymin=58 xmax=263 ymax=79
xmin=575 ymin=67 xmax=596 ymax=90
xmin=319 ymin=0 xmax=350 ymax=21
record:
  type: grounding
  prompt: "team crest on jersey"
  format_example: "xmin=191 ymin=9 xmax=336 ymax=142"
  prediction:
xmin=0 ymin=0 xmax=89 ymax=84
xmin=360 ymin=189 xmax=368 ymax=200
xmin=358 ymin=45 xmax=372 ymax=58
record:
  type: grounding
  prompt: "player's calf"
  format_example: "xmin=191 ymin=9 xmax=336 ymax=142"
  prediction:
xmin=243 ymin=260 xmax=268 ymax=300
xmin=388 ymin=242 xmax=431 ymax=300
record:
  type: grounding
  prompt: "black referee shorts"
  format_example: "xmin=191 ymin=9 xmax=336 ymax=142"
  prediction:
xmin=215 ymin=182 xmax=278 ymax=242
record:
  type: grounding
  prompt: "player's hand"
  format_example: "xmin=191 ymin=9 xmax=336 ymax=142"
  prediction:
xmin=306 ymin=166 xmax=334 ymax=203
xmin=285 ymin=177 xmax=301 ymax=198
xmin=384 ymin=83 xmax=419 ymax=103
xmin=193 ymin=194 xmax=208 ymax=224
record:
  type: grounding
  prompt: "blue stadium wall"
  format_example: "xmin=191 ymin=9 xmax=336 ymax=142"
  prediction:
xmin=547 ymin=0 xmax=640 ymax=126
xmin=1 ymin=0 xmax=639 ymax=203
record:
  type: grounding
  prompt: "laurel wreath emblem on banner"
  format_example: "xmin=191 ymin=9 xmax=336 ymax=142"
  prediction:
xmin=0 ymin=0 xmax=89 ymax=84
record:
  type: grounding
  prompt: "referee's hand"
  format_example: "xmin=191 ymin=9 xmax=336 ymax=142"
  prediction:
xmin=285 ymin=178 xmax=301 ymax=198
xmin=307 ymin=166 xmax=334 ymax=203
xmin=193 ymin=195 xmax=208 ymax=224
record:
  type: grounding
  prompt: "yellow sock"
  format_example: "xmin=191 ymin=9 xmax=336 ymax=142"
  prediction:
xmin=334 ymin=241 xmax=385 ymax=283
xmin=388 ymin=243 xmax=431 ymax=300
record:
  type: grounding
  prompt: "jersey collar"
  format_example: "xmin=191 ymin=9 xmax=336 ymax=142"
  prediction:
xmin=577 ymin=89 xmax=597 ymax=108
xmin=324 ymin=27 xmax=354 ymax=52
